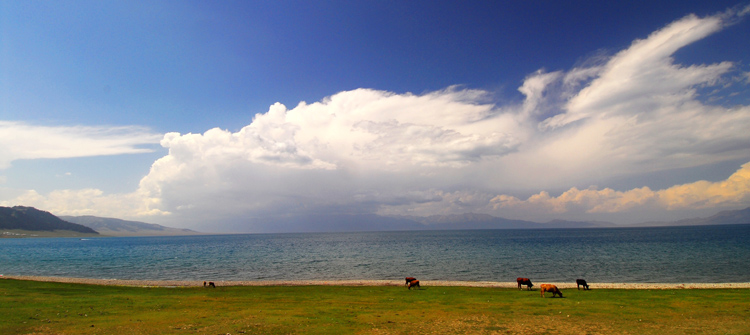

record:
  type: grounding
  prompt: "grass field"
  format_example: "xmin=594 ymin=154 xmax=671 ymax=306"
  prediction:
xmin=1 ymin=279 xmax=748 ymax=334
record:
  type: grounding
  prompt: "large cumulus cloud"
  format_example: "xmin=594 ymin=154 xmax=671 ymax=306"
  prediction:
xmin=135 ymin=87 xmax=522 ymax=222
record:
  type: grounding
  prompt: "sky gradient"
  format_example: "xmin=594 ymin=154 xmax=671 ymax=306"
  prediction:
xmin=2 ymin=1 xmax=750 ymax=232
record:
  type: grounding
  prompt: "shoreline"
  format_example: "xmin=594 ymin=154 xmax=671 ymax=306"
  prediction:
xmin=3 ymin=275 xmax=749 ymax=289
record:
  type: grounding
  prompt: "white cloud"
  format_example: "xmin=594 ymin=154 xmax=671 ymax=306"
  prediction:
xmin=0 ymin=122 xmax=162 ymax=169
xmin=737 ymin=4 xmax=750 ymax=17
xmin=128 ymin=87 xmax=522 ymax=221
xmin=489 ymin=161 xmax=750 ymax=215
xmin=503 ymin=8 xmax=750 ymax=187
xmin=542 ymin=13 xmax=730 ymax=130
xmin=0 ymin=188 xmax=168 ymax=218
xmin=518 ymin=70 xmax=563 ymax=121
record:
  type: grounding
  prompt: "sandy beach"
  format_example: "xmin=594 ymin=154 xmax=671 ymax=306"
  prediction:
xmin=3 ymin=275 xmax=749 ymax=289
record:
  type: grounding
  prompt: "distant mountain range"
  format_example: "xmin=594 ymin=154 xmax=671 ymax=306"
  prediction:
xmin=237 ymin=212 xmax=617 ymax=233
xmin=392 ymin=207 xmax=750 ymax=230
xmin=0 ymin=206 xmax=199 ymax=237
xmin=390 ymin=207 xmax=750 ymax=230
xmin=0 ymin=206 xmax=98 ymax=235
xmin=2 ymin=205 xmax=749 ymax=236
xmin=390 ymin=213 xmax=615 ymax=230
xmin=635 ymin=207 xmax=750 ymax=227
xmin=243 ymin=207 xmax=750 ymax=233
xmin=59 ymin=216 xmax=202 ymax=237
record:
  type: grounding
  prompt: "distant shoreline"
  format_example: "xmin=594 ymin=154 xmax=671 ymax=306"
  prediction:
xmin=3 ymin=275 xmax=749 ymax=289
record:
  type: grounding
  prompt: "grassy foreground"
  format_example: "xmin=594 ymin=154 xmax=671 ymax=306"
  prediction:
xmin=1 ymin=279 xmax=748 ymax=334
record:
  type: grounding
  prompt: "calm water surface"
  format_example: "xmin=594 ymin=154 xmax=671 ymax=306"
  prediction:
xmin=1 ymin=225 xmax=748 ymax=283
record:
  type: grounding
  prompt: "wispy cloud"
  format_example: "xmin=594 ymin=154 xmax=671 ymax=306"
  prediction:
xmin=506 ymin=8 xmax=750 ymax=186
xmin=541 ymin=12 xmax=731 ymax=130
xmin=0 ymin=122 xmax=162 ymax=169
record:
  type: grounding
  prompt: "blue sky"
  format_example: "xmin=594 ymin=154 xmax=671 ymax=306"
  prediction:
xmin=2 ymin=1 xmax=750 ymax=232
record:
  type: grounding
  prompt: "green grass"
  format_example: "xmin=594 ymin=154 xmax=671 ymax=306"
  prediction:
xmin=1 ymin=279 xmax=748 ymax=334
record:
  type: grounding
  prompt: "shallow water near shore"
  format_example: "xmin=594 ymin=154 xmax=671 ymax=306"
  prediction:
xmin=2 ymin=224 xmax=749 ymax=283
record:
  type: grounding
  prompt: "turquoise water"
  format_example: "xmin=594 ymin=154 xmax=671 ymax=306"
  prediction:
xmin=1 ymin=225 xmax=748 ymax=283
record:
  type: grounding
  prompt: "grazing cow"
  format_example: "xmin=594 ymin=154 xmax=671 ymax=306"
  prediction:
xmin=576 ymin=279 xmax=590 ymax=290
xmin=540 ymin=284 xmax=563 ymax=298
xmin=407 ymin=280 xmax=420 ymax=290
xmin=405 ymin=277 xmax=417 ymax=286
xmin=203 ymin=281 xmax=216 ymax=288
xmin=516 ymin=277 xmax=533 ymax=290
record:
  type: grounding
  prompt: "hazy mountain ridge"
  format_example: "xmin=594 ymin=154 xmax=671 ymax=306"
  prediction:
xmin=256 ymin=207 xmax=748 ymax=233
xmin=59 ymin=215 xmax=202 ymax=237
xmin=0 ymin=206 xmax=98 ymax=234
xmin=636 ymin=207 xmax=750 ymax=227
xmin=4 ymin=205 xmax=750 ymax=236
xmin=395 ymin=208 xmax=750 ymax=229
xmin=390 ymin=213 xmax=614 ymax=230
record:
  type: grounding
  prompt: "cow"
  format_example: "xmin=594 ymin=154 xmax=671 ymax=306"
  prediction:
xmin=540 ymin=284 xmax=563 ymax=298
xmin=405 ymin=277 xmax=417 ymax=286
xmin=576 ymin=279 xmax=590 ymax=290
xmin=203 ymin=281 xmax=216 ymax=288
xmin=407 ymin=280 xmax=420 ymax=290
xmin=516 ymin=277 xmax=533 ymax=290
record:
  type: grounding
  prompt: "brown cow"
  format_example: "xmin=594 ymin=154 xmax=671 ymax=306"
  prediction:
xmin=203 ymin=281 xmax=216 ymax=288
xmin=405 ymin=277 xmax=417 ymax=286
xmin=576 ymin=279 xmax=590 ymax=290
xmin=407 ymin=280 xmax=420 ymax=290
xmin=540 ymin=284 xmax=563 ymax=298
xmin=516 ymin=277 xmax=533 ymax=290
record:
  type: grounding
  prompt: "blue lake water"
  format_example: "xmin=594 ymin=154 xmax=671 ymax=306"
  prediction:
xmin=1 ymin=224 xmax=749 ymax=283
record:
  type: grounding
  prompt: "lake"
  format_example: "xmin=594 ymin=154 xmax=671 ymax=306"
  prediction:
xmin=2 ymin=224 xmax=749 ymax=283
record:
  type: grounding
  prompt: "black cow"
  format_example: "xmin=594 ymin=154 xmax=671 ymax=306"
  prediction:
xmin=576 ymin=279 xmax=590 ymax=290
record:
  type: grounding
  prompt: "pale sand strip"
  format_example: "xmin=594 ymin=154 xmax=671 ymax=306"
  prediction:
xmin=2 ymin=275 xmax=749 ymax=289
